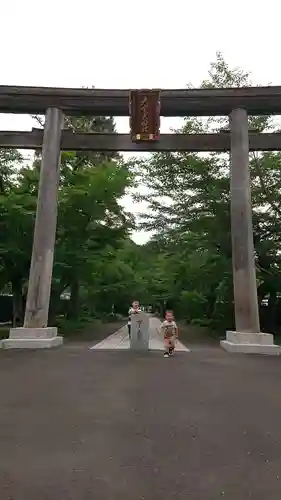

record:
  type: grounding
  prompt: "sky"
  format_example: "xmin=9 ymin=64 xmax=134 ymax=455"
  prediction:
xmin=1 ymin=0 xmax=281 ymax=243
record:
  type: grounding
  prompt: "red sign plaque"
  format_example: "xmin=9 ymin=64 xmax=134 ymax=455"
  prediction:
xmin=129 ymin=89 xmax=161 ymax=142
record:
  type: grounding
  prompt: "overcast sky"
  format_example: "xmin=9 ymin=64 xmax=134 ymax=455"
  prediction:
xmin=1 ymin=0 xmax=280 ymax=243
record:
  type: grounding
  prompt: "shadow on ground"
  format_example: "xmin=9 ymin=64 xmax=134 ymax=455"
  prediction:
xmin=1 ymin=345 xmax=281 ymax=499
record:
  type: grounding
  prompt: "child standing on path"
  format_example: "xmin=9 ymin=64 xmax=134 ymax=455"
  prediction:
xmin=161 ymin=310 xmax=179 ymax=357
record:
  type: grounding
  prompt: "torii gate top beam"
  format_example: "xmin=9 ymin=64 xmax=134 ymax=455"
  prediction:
xmin=1 ymin=85 xmax=281 ymax=116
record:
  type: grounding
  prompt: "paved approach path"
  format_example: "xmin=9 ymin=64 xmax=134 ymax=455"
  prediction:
xmin=90 ymin=316 xmax=190 ymax=352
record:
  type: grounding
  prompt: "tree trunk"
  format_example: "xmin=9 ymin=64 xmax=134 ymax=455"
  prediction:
xmin=11 ymin=278 xmax=23 ymax=327
xmin=49 ymin=280 xmax=69 ymax=324
xmin=68 ymin=278 xmax=79 ymax=319
xmin=267 ymin=291 xmax=277 ymax=331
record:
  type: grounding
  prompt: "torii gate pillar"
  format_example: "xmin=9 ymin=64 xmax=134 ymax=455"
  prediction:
xmin=3 ymin=108 xmax=64 ymax=349
xmin=221 ymin=108 xmax=280 ymax=354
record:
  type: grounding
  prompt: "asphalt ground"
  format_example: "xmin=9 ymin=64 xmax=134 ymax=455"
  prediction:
xmin=1 ymin=345 xmax=281 ymax=499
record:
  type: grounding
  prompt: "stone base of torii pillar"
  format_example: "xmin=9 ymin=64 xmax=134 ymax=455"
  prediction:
xmin=221 ymin=331 xmax=281 ymax=355
xmin=2 ymin=327 xmax=63 ymax=349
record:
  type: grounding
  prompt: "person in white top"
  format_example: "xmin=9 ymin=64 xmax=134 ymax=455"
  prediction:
xmin=127 ymin=300 xmax=141 ymax=338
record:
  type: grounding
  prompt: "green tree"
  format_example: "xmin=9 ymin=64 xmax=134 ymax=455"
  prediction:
xmin=0 ymin=150 xmax=36 ymax=324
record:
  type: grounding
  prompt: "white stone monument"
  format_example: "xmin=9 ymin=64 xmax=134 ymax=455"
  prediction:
xmin=130 ymin=312 xmax=149 ymax=351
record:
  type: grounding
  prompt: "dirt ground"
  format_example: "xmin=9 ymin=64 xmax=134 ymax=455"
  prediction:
xmin=1 ymin=345 xmax=281 ymax=499
xmin=177 ymin=321 xmax=220 ymax=344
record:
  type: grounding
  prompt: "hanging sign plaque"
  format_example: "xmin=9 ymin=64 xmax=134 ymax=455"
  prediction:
xmin=129 ymin=89 xmax=161 ymax=142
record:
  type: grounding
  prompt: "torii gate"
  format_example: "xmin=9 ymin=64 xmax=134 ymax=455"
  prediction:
xmin=0 ymin=85 xmax=281 ymax=354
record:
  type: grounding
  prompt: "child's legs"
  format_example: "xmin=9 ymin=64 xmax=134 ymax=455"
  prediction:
xmin=169 ymin=336 xmax=176 ymax=352
xmin=164 ymin=336 xmax=170 ymax=352
xmin=128 ymin=324 xmax=131 ymax=338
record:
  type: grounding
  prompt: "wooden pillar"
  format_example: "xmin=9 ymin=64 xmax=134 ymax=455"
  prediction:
xmin=229 ymin=108 xmax=260 ymax=333
xmin=24 ymin=108 xmax=63 ymax=328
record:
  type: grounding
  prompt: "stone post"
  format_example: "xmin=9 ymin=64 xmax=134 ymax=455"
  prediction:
xmin=3 ymin=108 xmax=64 ymax=349
xmin=221 ymin=108 xmax=280 ymax=354
xmin=130 ymin=312 xmax=149 ymax=350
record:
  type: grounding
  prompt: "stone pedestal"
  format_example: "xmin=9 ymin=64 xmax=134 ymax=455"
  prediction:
xmin=221 ymin=331 xmax=281 ymax=355
xmin=2 ymin=327 xmax=63 ymax=349
xmin=130 ymin=313 xmax=149 ymax=351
